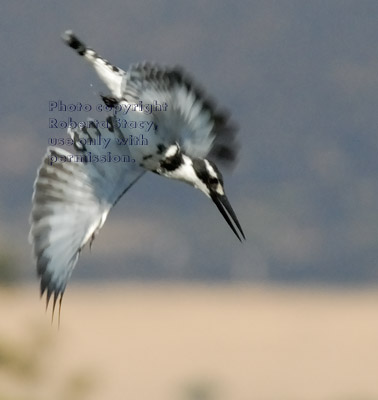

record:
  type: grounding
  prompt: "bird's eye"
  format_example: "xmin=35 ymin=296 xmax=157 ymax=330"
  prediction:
xmin=209 ymin=177 xmax=219 ymax=185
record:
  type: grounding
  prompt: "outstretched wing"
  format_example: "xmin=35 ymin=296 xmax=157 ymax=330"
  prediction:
xmin=29 ymin=119 xmax=145 ymax=312
xmin=62 ymin=31 xmax=238 ymax=168
xmin=123 ymin=63 xmax=239 ymax=167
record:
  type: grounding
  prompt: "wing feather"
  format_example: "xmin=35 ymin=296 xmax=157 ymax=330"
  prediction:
xmin=61 ymin=31 xmax=239 ymax=167
xmin=29 ymin=120 xmax=144 ymax=310
xmin=121 ymin=63 xmax=239 ymax=166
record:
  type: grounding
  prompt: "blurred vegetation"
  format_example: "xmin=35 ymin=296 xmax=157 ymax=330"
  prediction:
xmin=0 ymin=324 xmax=95 ymax=400
xmin=0 ymin=339 xmax=37 ymax=379
xmin=180 ymin=379 xmax=219 ymax=400
xmin=61 ymin=370 xmax=97 ymax=400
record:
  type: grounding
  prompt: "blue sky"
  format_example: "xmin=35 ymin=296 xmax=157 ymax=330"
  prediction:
xmin=1 ymin=0 xmax=378 ymax=284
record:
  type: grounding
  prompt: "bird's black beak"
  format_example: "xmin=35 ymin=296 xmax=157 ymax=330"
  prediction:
xmin=211 ymin=193 xmax=245 ymax=242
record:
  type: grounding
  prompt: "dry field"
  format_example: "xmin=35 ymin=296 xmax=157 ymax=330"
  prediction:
xmin=0 ymin=283 xmax=377 ymax=400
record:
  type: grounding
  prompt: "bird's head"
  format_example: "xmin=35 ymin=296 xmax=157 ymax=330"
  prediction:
xmin=191 ymin=158 xmax=245 ymax=242
xmin=157 ymin=144 xmax=245 ymax=241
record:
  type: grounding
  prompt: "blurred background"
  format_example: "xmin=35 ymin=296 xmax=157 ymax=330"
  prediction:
xmin=1 ymin=1 xmax=378 ymax=399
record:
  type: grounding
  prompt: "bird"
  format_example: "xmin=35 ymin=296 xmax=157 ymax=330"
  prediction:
xmin=29 ymin=30 xmax=245 ymax=319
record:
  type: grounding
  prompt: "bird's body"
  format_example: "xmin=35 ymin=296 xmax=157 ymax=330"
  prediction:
xmin=29 ymin=31 xmax=245 ymax=315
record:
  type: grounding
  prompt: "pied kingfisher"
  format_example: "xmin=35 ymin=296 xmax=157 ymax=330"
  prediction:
xmin=29 ymin=31 xmax=245 ymax=316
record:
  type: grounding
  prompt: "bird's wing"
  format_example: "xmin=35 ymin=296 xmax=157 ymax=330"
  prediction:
xmin=121 ymin=63 xmax=239 ymax=167
xmin=62 ymin=30 xmax=126 ymax=99
xmin=61 ymin=31 xmax=238 ymax=168
xmin=29 ymin=118 xmax=145 ymax=311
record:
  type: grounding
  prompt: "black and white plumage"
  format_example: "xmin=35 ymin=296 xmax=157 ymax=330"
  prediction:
xmin=29 ymin=31 xmax=245 ymax=315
